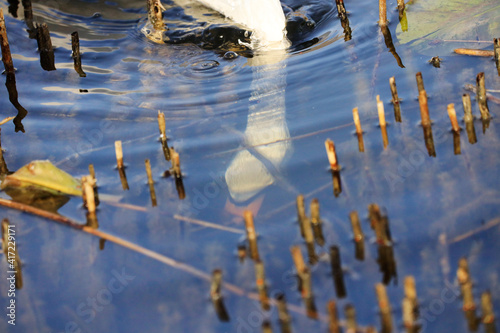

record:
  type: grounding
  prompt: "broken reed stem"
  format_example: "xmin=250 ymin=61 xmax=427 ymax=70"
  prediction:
xmin=36 ymin=23 xmax=56 ymax=71
xmin=377 ymin=95 xmax=389 ymax=148
xmin=255 ymin=260 xmax=270 ymax=311
xmin=158 ymin=110 xmax=166 ymax=138
xmin=1 ymin=218 xmax=8 ymax=256
xmin=327 ymin=300 xmax=340 ymax=333
xmin=476 ymin=72 xmax=490 ymax=120
xmin=495 ymin=38 xmax=500 ymax=76
xmin=462 ymin=93 xmax=477 ymax=144
xmin=403 ymin=276 xmax=418 ymax=329
xmin=71 ymin=31 xmax=86 ymax=77
xmin=345 ymin=304 xmax=357 ymax=333
xmin=416 ymin=72 xmax=425 ymax=93
xmin=244 ymin=210 xmax=260 ymax=261
xmin=447 ymin=103 xmax=460 ymax=132
xmin=276 ymin=293 xmax=292 ymax=333
xmin=352 ymin=107 xmax=363 ymax=134
xmin=210 ymin=269 xmax=223 ymax=301
xmin=454 ymin=48 xmax=494 ymax=57
xmin=310 ymin=198 xmax=325 ymax=246
xmin=170 ymin=147 xmax=182 ymax=179
xmin=115 ymin=140 xmax=124 ymax=169
xmin=330 ymin=246 xmax=347 ymax=299
xmin=290 ymin=245 xmax=306 ymax=275
xmin=0 ymin=9 xmax=15 ymax=74
xmin=457 ymin=258 xmax=476 ymax=311
xmin=262 ymin=321 xmax=272 ymax=333
xmin=82 ymin=176 xmax=96 ymax=213
xmin=397 ymin=0 xmax=405 ymax=12
xmin=418 ymin=90 xmax=431 ymax=127
xmin=375 ymin=283 xmax=393 ymax=333
xmin=481 ymin=291 xmax=495 ymax=324
xmin=350 ymin=211 xmax=365 ymax=261
xmin=325 ymin=139 xmax=340 ymax=171
xmin=389 ymin=77 xmax=402 ymax=122
xmin=378 ymin=0 xmax=387 ymax=26
xmin=296 ymin=194 xmax=306 ymax=237
xmin=88 ymin=164 xmax=96 ymax=180
xmin=145 ymin=159 xmax=157 ymax=207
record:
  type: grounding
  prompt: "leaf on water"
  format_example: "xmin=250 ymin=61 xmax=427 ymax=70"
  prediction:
xmin=396 ymin=0 xmax=500 ymax=55
xmin=1 ymin=160 xmax=82 ymax=196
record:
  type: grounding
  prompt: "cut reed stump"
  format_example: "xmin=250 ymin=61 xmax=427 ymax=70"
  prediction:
xmin=389 ymin=77 xmax=402 ymax=122
xmin=462 ymin=94 xmax=477 ymax=144
xmin=244 ymin=210 xmax=260 ymax=261
xmin=290 ymin=246 xmax=317 ymax=319
xmin=495 ymin=38 xmax=500 ymax=76
xmin=447 ymin=103 xmax=461 ymax=155
xmin=457 ymin=257 xmax=479 ymax=331
xmin=254 ymin=260 xmax=270 ymax=311
xmin=0 ymin=9 xmax=15 ymax=74
xmin=377 ymin=95 xmax=389 ymax=148
xmin=349 ymin=211 xmax=365 ymax=261
xmin=325 ymin=139 xmax=342 ymax=197
xmin=376 ymin=283 xmax=393 ymax=333
xmin=327 ymin=300 xmax=340 ymax=333
xmin=378 ymin=0 xmax=387 ymax=26
xmin=476 ymin=72 xmax=490 ymax=127
xmin=330 ymin=246 xmax=347 ymax=298
xmin=71 ymin=31 xmax=86 ymax=77
xmin=296 ymin=194 xmax=306 ymax=237
xmin=158 ymin=111 xmax=171 ymax=161
xmin=481 ymin=291 xmax=496 ymax=333
xmin=82 ymin=175 xmax=98 ymax=228
xmin=402 ymin=276 xmax=419 ymax=332
xmin=352 ymin=107 xmax=365 ymax=152
xmin=210 ymin=269 xmax=230 ymax=322
xmin=345 ymin=304 xmax=357 ymax=333
xmin=310 ymin=198 xmax=325 ymax=246
xmin=276 ymin=293 xmax=292 ymax=333
xmin=115 ymin=140 xmax=129 ymax=190
xmin=416 ymin=75 xmax=436 ymax=157
xmin=145 ymin=159 xmax=157 ymax=207
xmin=35 ymin=23 xmax=56 ymax=71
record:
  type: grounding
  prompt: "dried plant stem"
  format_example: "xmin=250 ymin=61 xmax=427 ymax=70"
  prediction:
xmin=115 ymin=140 xmax=124 ymax=168
xmin=158 ymin=111 xmax=170 ymax=161
xmin=276 ymin=293 xmax=292 ymax=333
xmin=377 ymin=95 xmax=389 ymax=148
xmin=255 ymin=260 xmax=270 ymax=310
xmin=325 ymin=139 xmax=340 ymax=171
xmin=476 ymin=72 xmax=490 ymax=120
xmin=352 ymin=107 xmax=365 ymax=152
xmin=389 ymin=77 xmax=402 ymax=122
xmin=462 ymin=94 xmax=477 ymax=144
xmin=296 ymin=194 xmax=306 ymax=237
xmin=416 ymin=72 xmax=425 ymax=94
xmin=494 ymin=38 xmax=500 ymax=76
xmin=145 ymin=159 xmax=157 ymax=207
xmin=378 ymin=0 xmax=387 ymax=26
xmin=71 ymin=31 xmax=86 ymax=77
xmin=345 ymin=304 xmax=357 ymax=332
xmin=375 ymin=283 xmax=393 ymax=333
xmin=81 ymin=176 xmax=96 ymax=213
xmin=418 ymin=91 xmax=431 ymax=127
xmin=244 ymin=210 xmax=260 ymax=261
xmin=454 ymin=48 xmax=494 ymax=57
xmin=0 ymin=9 xmax=15 ymax=73
xmin=481 ymin=291 xmax=495 ymax=325
xmin=350 ymin=211 xmax=365 ymax=261
xmin=327 ymin=301 xmax=340 ymax=333
xmin=447 ymin=103 xmax=460 ymax=132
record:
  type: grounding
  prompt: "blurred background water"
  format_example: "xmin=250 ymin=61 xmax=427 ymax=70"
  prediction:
xmin=0 ymin=0 xmax=499 ymax=332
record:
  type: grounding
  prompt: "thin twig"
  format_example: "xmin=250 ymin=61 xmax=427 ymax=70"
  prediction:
xmin=173 ymin=215 xmax=244 ymax=234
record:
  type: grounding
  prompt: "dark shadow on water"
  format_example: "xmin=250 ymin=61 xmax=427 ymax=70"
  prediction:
xmin=5 ymin=72 xmax=27 ymax=133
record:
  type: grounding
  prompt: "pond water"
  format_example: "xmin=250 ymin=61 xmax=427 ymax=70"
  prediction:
xmin=0 ymin=0 xmax=499 ymax=332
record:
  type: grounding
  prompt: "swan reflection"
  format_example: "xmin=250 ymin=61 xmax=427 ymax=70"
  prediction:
xmin=225 ymin=49 xmax=291 ymax=203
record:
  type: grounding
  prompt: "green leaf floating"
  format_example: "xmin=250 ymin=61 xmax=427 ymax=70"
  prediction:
xmin=1 ymin=160 xmax=82 ymax=196
xmin=396 ymin=0 xmax=500 ymax=55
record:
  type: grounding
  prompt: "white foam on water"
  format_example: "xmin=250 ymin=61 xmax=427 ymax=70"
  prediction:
xmin=195 ymin=0 xmax=290 ymax=49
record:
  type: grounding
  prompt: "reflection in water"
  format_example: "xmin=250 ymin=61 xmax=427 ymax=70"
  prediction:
xmin=225 ymin=49 xmax=291 ymax=203
xmin=6 ymin=73 xmax=28 ymax=133
xmin=7 ymin=0 xmax=19 ymax=18
xmin=380 ymin=25 xmax=404 ymax=68
xmin=0 ymin=129 xmax=9 ymax=175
